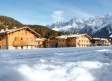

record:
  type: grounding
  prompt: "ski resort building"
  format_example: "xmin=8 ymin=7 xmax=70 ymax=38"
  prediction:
xmin=45 ymin=37 xmax=58 ymax=48
xmin=0 ymin=26 xmax=40 ymax=50
xmin=57 ymin=34 xmax=92 ymax=47
xmin=91 ymin=38 xmax=110 ymax=46
xmin=36 ymin=38 xmax=46 ymax=48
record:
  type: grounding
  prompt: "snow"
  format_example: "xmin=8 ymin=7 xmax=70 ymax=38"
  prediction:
xmin=93 ymin=38 xmax=107 ymax=41
xmin=0 ymin=29 xmax=16 ymax=34
xmin=0 ymin=46 xmax=112 ymax=81
xmin=110 ymin=35 xmax=112 ymax=38
xmin=36 ymin=38 xmax=44 ymax=41
xmin=46 ymin=17 xmax=85 ymax=32
xmin=46 ymin=13 xmax=112 ymax=34
xmin=57 ymin=34 xmax=83 ymax=39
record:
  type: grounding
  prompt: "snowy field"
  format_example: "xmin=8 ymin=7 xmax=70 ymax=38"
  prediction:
xmin=0 ymin=46 xmax=112 ymax=81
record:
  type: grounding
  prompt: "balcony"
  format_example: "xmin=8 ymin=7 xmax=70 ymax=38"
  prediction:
xmin=78 ymin=42 xmax=91 ymax=45
xmin=13 ymin=41 xmax=37 ymax=46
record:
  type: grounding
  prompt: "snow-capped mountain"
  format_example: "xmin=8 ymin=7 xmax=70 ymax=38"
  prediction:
xmin=46 ymin=14 xmax=112 ymax=37
xmin=46 ymin=17 xmax=85 ymax=32
xmin=80 ymin=14 xmax=112 ymax=36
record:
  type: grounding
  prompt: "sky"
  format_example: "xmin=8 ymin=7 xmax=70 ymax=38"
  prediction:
xmin=0 ymin=0 xmax=112 ymax=25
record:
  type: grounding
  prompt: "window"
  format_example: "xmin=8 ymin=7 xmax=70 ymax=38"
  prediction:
xmin=31 ymin=38 xmax=33 ymax=41
xmin=21 ymin=37 xmax=23 ymax=40
xmin=27 ymin=46 xmax=28 ymax=49
xmin=26 ymin=38 xmax=28 ymax=41
xmin=21 ymin=30 xmax=23 ymax=34
xmin=87 ymin=40 xmax=88 ymax=43
xmin=21 ymin=46 xmax=23 ymax=49
xmin=31 ymin=46 xmax=33 ymax=49
xmin=15 ymin=46 xmax=18 ymax=49
xmin=25 ymin=30 xmax=27 ymax=35
xmin=14 ymin=37 xmax=17 ymax=41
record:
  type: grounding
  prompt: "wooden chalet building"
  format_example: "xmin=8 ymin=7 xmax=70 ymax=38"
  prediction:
xmin=0 ymin=26 xmax=40 ymax=50
xmin=45 ymin=37 xmax=58 ymax=48
xmin=57 ymin=34 xmax=92 ymax=47
xmin=91 ymin=38 xmax=110 ymax=46
xmin=36 ymin=38 xmax=46 ymax=48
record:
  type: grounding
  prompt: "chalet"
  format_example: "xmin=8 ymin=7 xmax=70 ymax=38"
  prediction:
xmin=45 ymin=37 xmax=58 ymax=48
xmin=57 ymin=34 xmax=92 ymax=47
xmin=0 ymin=26 xmax=40 ymax=50
xmin=36 ymin=38 xmax=46 ymax=48
xmin=91 ymin=38 xmax=110 ymax=46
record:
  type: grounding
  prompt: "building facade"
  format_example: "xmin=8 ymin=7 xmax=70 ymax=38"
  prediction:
xmin=0 ymin=26 xmax=40 ymax=50
xmin=36 ymin=38 xmax=46 ymax=48
xmin=91 ymin=38 xmax=110 ymax=46
xmin=57 ymin=34 xmax=92 ymax=47
xmin=45 ymin=37 xmax=58 ymax=48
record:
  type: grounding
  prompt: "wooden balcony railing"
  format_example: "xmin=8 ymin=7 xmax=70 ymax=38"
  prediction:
xmin=13 ymin=41 xmax=38 ymax=46
xmin=78 ymin=42 xmax=91 ymax=45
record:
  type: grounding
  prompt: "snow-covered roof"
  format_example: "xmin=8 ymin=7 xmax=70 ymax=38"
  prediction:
xmin=0 ymin=27 xmax=41 ymax=36
xmin=109 ymin=35 xmax=112 ymax=38
xmin=100 ymin=38 xmax=107 ymax=41
xmin=57 ymin=34 xmax=84 ymax=39
xmin=0 ymin=29 xmax=17 ymax=34
xmin=93 ymin=38 xmax=100 ymax=40
xmin=56 ymin=35 xmax=68 ymax=39
xmin=93 ymin=38 xmax=107 ymax=41
xmin=36 ymin=38 xmax=44 ymax=41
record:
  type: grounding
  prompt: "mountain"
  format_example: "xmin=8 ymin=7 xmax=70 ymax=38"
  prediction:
xmin=0 ymin=16 xmax=65 ymax=38
xmin=27 ymin=25 xmax=65 ymax=38
xmin=80 ymin=14 xmax=112 ymax=37
xmin=46 ymin=17 xmax=85 ymax=32
xmin=0 ymin=16 xmax=23 ymax=29
xmin=46 ymin=14 xmax=112 ymax=37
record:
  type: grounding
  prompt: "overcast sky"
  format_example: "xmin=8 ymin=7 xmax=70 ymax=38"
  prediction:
xmin=0 ymin=0 xmax=112 ymax=25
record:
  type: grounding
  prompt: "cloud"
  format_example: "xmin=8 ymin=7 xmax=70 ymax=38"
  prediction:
xmin=51 ymin=11 xmax=64 ymax=22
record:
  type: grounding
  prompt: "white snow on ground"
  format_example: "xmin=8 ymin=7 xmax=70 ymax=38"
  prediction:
xmin=0 ymin=46 xmax=112 ymax=81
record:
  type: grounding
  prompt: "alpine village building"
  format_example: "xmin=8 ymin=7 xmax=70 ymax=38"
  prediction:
xmin=36 ymin=38 xmax=46 ymax=48
xmin=0 ymin=26 xmax=41 ymax=50
xmin=91 ymin=38 xmax=110 ymax=46
xmin=45 ymin=37 xmax=58 ymax=48
xmin=57 ymin=34 xmax=92 ymax=47
xmin=0 ymin=26 xmax=110 ymax=50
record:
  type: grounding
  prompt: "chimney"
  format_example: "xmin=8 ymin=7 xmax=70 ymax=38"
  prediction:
xmin=1 ymin=29 xmax=4 ymax=32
